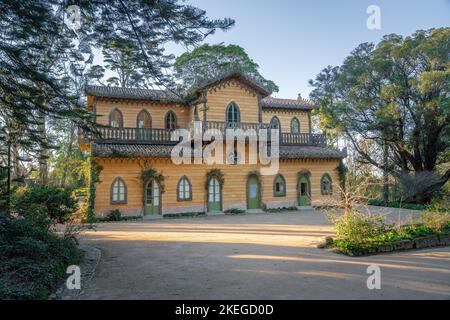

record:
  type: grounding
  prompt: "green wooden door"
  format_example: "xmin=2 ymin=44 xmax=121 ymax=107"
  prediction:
xmin=298 ymin=176 xmax=310 ymax=206
xmin=247 ymin=176 xmax=260 ymax=209
xmin=145 ymin=181 xmax=160 ymax=215
xmin=208 ymin=178 xmax=221 ymax=212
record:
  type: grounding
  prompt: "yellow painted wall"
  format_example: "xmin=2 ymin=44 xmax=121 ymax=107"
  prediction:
xmin=91 ymin=88 xmax=311 ymax=134
xmin=205 ymin=80 xmax=259 ymax=123
xmin=93 ymin=155 xmax=340 ymax=216
xmin=94 ymin=98 xmax=190 ymax=129
xmin=263 ymin=109 xmax=310 ymax=133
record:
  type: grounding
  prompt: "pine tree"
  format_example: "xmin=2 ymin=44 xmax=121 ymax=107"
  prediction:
xmin=0 ymin=0 xmax=234 ymax=185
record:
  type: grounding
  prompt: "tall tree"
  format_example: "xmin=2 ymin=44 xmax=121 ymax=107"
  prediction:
xmin=310 ymin=28 xmax=450 ymax=204
xmin=175 ymin=43 xmax=278 ymax=92
xmin=101 ymin=37 xmax=148 ymax=88
xmin=1 ymin=0 xmax=234 ymax=186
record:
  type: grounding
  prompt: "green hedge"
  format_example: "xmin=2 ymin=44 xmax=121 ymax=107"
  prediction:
xmin=264 ymin=206 xmax=298 ymax=213
xmin=73 ymin=188 xmax=88 ymax=197
xmin=327 ymin=209 xmax=450 ymax=256
xmin=224 ymin=208 xmax=246 ymax=215
xmin=163 ymin=212 xmax=206 ymax=219
xmin=0 ymin=213 xmax=81 ymax=299
xmin=12 ymin=187 xmax=78 ymax=223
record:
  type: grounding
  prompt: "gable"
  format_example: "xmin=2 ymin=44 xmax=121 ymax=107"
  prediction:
xmin=205 ymin=79 xmax=260 ymax=123
xmin=192 ymin=71 xmax=271 ymax=98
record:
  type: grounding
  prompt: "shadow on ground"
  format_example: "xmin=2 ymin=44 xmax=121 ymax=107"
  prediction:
xmin=78 ymin=210 xmax=450 ymax=300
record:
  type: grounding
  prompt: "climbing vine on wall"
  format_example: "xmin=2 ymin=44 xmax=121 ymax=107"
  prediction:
xmin=85 ymin=158 xmax=103 ymax=222
xmin=205 ymin=169 xmax=224 ymax=189
xmin=140 ymin=167 xmax=166 ymax=193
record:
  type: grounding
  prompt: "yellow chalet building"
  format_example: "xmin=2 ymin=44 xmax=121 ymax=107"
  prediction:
xmin=80 ymin=71 xmax=346 ymax=217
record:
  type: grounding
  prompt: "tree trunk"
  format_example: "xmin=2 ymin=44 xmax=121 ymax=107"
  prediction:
xmin=382 ymin=142 xmax=389 ymax=202
xmin=405 ymin=169 xmax=450 ymax=204
xmin=60 ymin=124 xmax=75 ymax=188
xmin=11 ymin=143 xmax=20 ymax=181
xmin=38 ymin=111 xmax=48 ymax=186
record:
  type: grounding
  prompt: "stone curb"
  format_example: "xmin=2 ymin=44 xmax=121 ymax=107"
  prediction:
xmin=49 ymin=245 xmax=101 ymax=300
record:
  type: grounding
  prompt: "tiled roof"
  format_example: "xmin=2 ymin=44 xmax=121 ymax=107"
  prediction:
xmin=92 ymin=143 xmax=175 ymax=158
xmin=85 ymin=85 xmax=184 ymax=103
xmin=279 ymin=146 xmax=346 ymax=159
xmin=85 ymin=71 xmax=318 ymax=111
xmin=261 ymin=97 xmax=318 ymax=110
xmin=190 ymin=70 xmax=272 ymax=97
xmin=92 ymin=143 xmax=346 ymax=159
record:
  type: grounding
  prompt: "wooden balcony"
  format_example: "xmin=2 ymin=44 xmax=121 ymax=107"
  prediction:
xmin=280 ymin=132 xmax=327 ymax=146
xmin=84 ymin=127 xmax=179 ymax=144
xmin=204 ymin=121 xmax=266 ymax=132
xmin=80 ymin=123 xmax=327 ymax=147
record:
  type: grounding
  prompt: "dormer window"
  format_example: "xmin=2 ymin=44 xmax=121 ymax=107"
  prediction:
xmin=226 ymin=102 xmax=240 ymax=127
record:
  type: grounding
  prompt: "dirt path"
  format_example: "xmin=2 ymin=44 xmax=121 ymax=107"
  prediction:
xmin=78 ymin=211 xmax=450 ymax=300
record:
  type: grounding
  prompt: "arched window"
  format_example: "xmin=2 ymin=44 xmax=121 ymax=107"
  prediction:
xmin=109 ymin=108 xmax=123 ymax=128
xmin=321 ymin=173 xmax=333 ymax=195
xmin=177 ymin=176 xmax=192 ymax=201
xmin=273 ymin=174 xmax=286 ymax=197
xmin=137 ymin=110 xmax=151 ymax=129
xmin=226 ymin=102 xmax=240 ymax=125
xmin=111 ymin=177 xmax=127 ymax=204
xmin=165 ymin=111 xmax=177 ymax=130
xmin=291 ymin=117 xmax=300 ymax=134
xmin=269 ymin=116 xmax=281 ymax=130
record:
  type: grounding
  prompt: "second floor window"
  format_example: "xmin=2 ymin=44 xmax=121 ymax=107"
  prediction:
xmin=226 ymin=102 xmax=240 ymax=125
xmin=291 ymin=118 xmax=300 ymax=134
xmin=165 ymin=111 xmax=177 ymax=130
xmin=137 ymin=110 xmax=151 ymax=129
xmin=109 ymin=109 xmax=123 ymax=128
xmin=269 ymin=116 xmax=280 ymax=130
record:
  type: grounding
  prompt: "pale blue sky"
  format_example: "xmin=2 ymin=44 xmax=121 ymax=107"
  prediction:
xmin=170 ymin=0 xmax=450 ymax=99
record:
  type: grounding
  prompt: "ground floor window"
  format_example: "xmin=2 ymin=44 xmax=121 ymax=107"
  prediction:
xmin=177 ymin=176 xmax=192 ymax=201
xmin=321 ymin=173 xmax=333 ymax=195
xmin=273 ymin=174 xmax=286 ymax=197
xmin=111 ymin=177 xmax=127 ymax=204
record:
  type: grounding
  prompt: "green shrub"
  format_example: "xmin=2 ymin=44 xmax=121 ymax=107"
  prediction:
xmin=106 ymin=209 xmax=122 ymax=221
xmin=12 ymin=187 xmax=78 ymax=223
xmin=73 ymin=188 xmax=88 ymax=197
xmin=224 ymin=208 xmax=246 ymax=215
xmin=328 ymin=210 xmax=390 ymax=245
xmin=264 ymin=206 xmax=298 ymax=213
xmin=416 ymin=206 xmax=450 ymax=233
xmin=164 ymin=212 xmax=206 ymax=219
xmin=0 ymin=212 xmax=81 ymax=300
xmin=327 ymin=207 xmax=450 ymax=256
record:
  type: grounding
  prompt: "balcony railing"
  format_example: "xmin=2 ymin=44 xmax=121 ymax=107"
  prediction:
xmin=204 ymin=121 xmax=266 ymax=132
xmin=89 ymin=127 xmax=179 ymax=144
xmin=81 ymin=123 xmax=327 ymax=147
xmin=280 ymin=133 xmax=327 ymax=146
